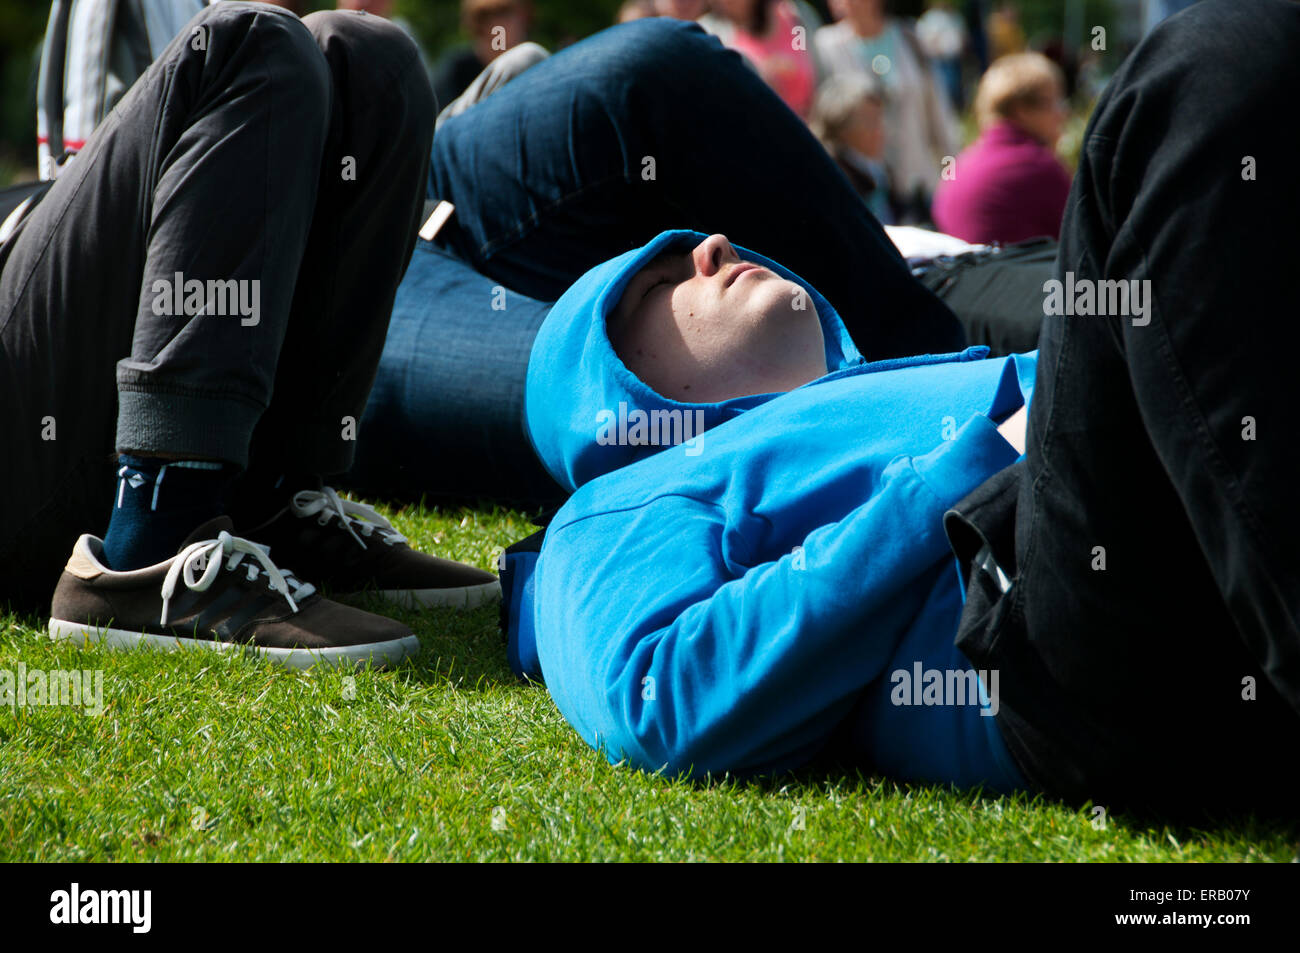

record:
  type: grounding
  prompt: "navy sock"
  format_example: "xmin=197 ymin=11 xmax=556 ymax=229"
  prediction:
xmin=101 ymin=455 xmax=238 ymax=570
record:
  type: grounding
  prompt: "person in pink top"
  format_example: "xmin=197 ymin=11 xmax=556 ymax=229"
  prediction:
xmin=704 ymin=0 xmax=819 ymax=119
xmin=931 ymin=52 xmax=1072 ymax=244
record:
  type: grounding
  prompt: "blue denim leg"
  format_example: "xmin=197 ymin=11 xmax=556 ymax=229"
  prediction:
xmin=427 ymin=17 xmax=963 ymax=361
xmin=345 ymin=241 xmax=561 ymax=505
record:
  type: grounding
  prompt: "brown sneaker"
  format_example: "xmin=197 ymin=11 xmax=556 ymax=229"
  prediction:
xmin=48 ymin=518 xmax=420 ymax=669
xmin=241 ymin=487 xmax=501 ymax=610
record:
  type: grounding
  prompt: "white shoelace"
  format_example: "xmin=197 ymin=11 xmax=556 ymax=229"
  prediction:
xmin=289 ymin=487 xmax=408 ymax=551
xmin=160 ymin=530 xmax=316 ymax=626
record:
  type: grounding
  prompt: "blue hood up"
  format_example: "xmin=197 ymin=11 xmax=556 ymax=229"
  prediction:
xmin=523 ymin=229 xmax=865 ymax=493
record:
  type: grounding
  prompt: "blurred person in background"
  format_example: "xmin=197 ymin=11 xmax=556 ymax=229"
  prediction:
xmin=931 ymin=51 xmax=1070 ymax=244
xmin=431 ymin=0 xmax=532 ymax=110
xmin=657 ymin=0 xmax=710 ymax=18
xmin=36 ymin=0 xmax=206 ymax=180
xmin=916 ymin=0 xmax=966 ymax=109
xmin=986 ymin=0 xmax=1024 ymax=58
xmin=700 ymin=0 xmax=822 ymax=119
xmin=35 ymin=1 xmax=325 ymax=182
xmin=617 ymin=0 xmax=659 ymax=21
xmin=963 ymin=0 xmax=989 ymax=72
xmin=816 ymin=0 xmax=957 ymax=224
xmin=810 ymin=72 xmax=893 ymax=223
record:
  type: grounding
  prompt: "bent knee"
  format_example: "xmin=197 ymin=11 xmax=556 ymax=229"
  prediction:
xmin=302 ymin=10 xmax=433 ymax=121
xmin=583 ymin=17 xmax=729 ymax=85
xmin=189 ymin=2 xmax=317 ymax=58
xmin=302 ymin=10 xmax=423 ymax=80
xmin=183 ymin=3 xmax=332 ymax=115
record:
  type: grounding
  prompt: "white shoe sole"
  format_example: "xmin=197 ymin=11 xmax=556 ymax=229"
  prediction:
xmin=47 ymin=618 xmax=420 ymax=670
xmin=374 ymin=579 xmax=501 ymax=610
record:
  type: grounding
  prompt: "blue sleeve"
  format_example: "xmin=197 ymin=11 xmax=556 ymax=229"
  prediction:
xmin=534 ymin=413 xmax=1019 ymax=778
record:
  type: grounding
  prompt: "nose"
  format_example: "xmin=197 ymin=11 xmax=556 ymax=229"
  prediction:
xmin=691 ymin=234 xmax=739 ymax=278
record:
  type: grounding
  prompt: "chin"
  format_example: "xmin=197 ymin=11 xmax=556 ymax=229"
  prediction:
xmin=745 ymin=277 xmax=815 ymax=323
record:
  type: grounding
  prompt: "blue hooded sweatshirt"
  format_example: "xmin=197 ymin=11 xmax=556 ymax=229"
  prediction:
xmin=518 ymin=229 xmax=1035 ymax=791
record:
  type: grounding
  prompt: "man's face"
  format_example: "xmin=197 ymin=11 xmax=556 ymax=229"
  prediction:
xmin=607 ymin=234 xmax=829 ymax=403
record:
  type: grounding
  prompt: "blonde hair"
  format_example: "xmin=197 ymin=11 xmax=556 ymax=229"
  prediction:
xmin=974 ymin=52 xmax=1064 ymax=131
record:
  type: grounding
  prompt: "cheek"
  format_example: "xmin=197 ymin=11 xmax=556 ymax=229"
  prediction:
xmin=631 ymin=289 xmax=701 ymax=371
xmin=669 ymin=281 xmax=727 ymax=346
xmin=661 ymin=283 xmax=739 ymax=370
xmin=755 ymin=282 xmax=826 ymax=355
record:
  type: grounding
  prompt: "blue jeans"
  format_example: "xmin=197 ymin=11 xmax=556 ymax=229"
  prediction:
xmin=345 ymin=17 xmax=964 ymax=506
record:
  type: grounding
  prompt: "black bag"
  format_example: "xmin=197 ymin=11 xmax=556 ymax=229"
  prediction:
xmin=917 ymin=237 xmax=1058 ymax=357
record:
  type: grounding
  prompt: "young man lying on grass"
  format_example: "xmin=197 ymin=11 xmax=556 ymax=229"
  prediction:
xmin=524 ymin=227 xmax=1034 ymax=798
xmin=0 ymin=3 xmax=498 ymax=667
xmin=493 ymin=0 xmax=1300 ymax=818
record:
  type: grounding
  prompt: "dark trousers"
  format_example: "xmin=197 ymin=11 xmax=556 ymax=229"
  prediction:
xmin=0 ymin=2 xmax=433 ymax=610
xmin=956 ymin=0 xmax=1300 ymax=814
xmin=346 ymin=17 xmax=966 ymax=507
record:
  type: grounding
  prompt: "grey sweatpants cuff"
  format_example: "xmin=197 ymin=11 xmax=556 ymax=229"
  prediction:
xmin=116 ymin=388 xmax=263 ymax=469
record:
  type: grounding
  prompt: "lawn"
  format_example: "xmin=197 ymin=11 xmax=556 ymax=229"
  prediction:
xmin=1 ymin=499 xmax=1294 ymax=862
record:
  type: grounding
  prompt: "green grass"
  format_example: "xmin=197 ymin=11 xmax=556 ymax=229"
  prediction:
xmin=1 ymin=499 xmax=1295 ymax=862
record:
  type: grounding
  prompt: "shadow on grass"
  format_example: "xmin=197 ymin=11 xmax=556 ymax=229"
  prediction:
xmin=662 ymin=752 xmax=1300 ymax=852
xmin=3 ymin=594 xmax=521 ymax=692
xmin=342 ymin=592 xmax=518 ymax=689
